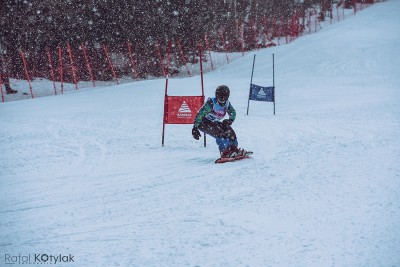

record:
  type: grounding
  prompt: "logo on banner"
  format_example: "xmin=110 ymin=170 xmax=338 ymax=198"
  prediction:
xmin=256 ymin=88 xmax=267 ymax=99
xmin=177 ymin=101 xmax=192 ymax=118
xmin=250 ymin=84 xmax=274 ymax=102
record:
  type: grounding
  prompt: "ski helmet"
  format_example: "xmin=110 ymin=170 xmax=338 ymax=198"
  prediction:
xmin=215 ymin=85 xmax=230 ymax=103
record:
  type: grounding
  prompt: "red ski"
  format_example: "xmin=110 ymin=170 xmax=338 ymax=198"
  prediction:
xmin=215 ymin=152 xmax=253 ymax=164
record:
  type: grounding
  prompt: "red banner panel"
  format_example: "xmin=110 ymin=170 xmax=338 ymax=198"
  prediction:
xmin=164 ymin=96 xmax=205 ymax=124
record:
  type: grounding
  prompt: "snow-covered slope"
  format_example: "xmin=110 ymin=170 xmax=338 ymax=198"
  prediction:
xmin=1 ymin=1 xmax=400 ymax=266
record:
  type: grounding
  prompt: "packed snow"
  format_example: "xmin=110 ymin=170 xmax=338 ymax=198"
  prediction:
xmin=1 ymin=1 xmax=400 ymax=266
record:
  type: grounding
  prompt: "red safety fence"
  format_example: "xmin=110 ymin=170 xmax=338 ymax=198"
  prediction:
xmin=1 ymin=2 xmax=375 ymax=103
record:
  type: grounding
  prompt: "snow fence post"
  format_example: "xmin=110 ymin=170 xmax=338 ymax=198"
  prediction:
xmin=58 ymin=46 xmax=64 ymax=94
xmin=162 ymin=71 xmax=168 ymax=147
xmin=67 ymin=43 xmax=79 ymax=90
xmin=156 ymin=41 xmax=166 ymax=77
xmin=162 ymin=41 xmax=173 ymax=147
xmin=204 ymin=34 xmax=214 ymax=71
xmin=252 ymin=19 xmax=259 ymax=50
xmin=81 ymin=42 xmax=96 ymax=87
xmin=199 ymin=43 xmax=206 ymax=147
xmin=176 ymin=38 xmax=191 ymax=76
xmin=0 ymin=76 xmax=4 ymax=102
xmin=273 ymin=53 xmax=275 ymax=115
xmin=240 ymin=22 xmax=245 ymax=56
xmin=103 ymin=43 xmax=119 ymax=85
xmin=219 ymin=30 xmax=229 ymax=64
xmin=19 ymin=48 xmax=34 ymax=99
xmin=247 ymin=54 xmax=256 ymax=115
xmin=126 ymin=41 xmax=139 ymax=81
xmin=354 ymin=0 xmax=357 ymax=15
xmin=46 ymin=48 xmax=57 ymax=95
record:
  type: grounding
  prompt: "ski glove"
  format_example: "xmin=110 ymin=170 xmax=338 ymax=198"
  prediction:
xmin=222 ymin=119 xmax=233 ymax=127
xmin=192 ymin=126 xmax=201 ymax=140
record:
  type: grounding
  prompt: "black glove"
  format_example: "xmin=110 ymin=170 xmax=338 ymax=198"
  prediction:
xmin=192 ymin=126 xmax=201 ymax=140
xmin=222 ymin=119 xmax=233 ymax=127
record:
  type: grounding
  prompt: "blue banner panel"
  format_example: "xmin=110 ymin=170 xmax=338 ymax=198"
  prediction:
xmin=249 ymin=84 xmax=274 ymax=102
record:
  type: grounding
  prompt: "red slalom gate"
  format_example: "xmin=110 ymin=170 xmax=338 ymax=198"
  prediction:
xmin=162 ymin=44 xmax=206 ymax=147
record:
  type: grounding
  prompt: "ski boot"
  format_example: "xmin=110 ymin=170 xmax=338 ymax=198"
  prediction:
xmin=229 ymin=146 xmax=247 ymax=157
xmin=5 ymin=88 xmax=18 ymax=94
xmin=220 ymin=146 xmax=247 ymax=158
xmin=220 ymin=148 xmax=233 ymax=158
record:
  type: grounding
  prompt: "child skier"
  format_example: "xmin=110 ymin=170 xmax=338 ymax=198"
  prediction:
xmin=192 ymin=85 xmax=249 ymax=158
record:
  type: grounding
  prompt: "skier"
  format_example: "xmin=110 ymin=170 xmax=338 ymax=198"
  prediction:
xmin=1 ymin=74 xmax=18 ymax=94
xmin=192 ymin=85 xmax=249 ymax=158
xmin=1 ymin=54 xmax=18 ymax=94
